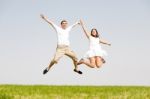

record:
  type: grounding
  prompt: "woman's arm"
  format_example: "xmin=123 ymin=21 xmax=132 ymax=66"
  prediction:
xmin=100 ymin=39 xmax=111 ymax=46
xmin=80 ymin=20 xmax=90 ymax=39
xmin=40 ymin=14 xmax=58 ymax=29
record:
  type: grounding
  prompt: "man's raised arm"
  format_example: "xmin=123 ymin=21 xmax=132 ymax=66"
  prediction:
xmin=69 ymin=21 xmax=80 ymax=29
xmin=40 ymin=14 xmax=58 ymax=29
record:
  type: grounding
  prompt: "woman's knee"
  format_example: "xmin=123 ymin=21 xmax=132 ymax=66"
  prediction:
xmin=89 ymin=57 xmax=96 ymax=68
xmin=95 ymin=57 xmax=103 ymax=68
xmin=90 ymin=62 xmax=96 ymax=68
xmin=96 ymin=62 xmax=103 ymax=68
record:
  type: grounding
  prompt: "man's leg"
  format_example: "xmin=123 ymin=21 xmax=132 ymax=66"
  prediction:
xmin=65 ymin=48 xmax=82 ymax=74
xmin=43 ymin=48 xmax=65 ymax=74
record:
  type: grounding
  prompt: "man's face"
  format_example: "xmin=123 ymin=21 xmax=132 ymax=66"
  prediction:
xmin=61 ymin=21 xmax=68 ymax=29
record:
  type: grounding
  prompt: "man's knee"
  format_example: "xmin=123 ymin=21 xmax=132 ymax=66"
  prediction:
xmin=51 ymin=59 xmax=58 ymax=64
xmin=71 ymin=56 xmax=78 ymax=64
xmin=73 ymin=56 xmax=78 ymax=61
xmin=67 ymin=53 xmax=78 ymax=62
xmin=67 ymin=50 xmax=78 ymax=59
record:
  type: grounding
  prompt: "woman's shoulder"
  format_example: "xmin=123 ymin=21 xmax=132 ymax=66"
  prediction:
xmin=90 ymin=36 xmax=100 ymax=39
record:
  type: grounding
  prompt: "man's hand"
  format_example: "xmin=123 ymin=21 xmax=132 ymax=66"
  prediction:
xmin=40 ymin=14 xmax=54 ymax=27
xmin=40 ymin=14 xmax=45 ymax=19
xmin=80 ymin=20 xmax=83 ymax=26
xmin=77 ymin=21 xmax=80 ymax=25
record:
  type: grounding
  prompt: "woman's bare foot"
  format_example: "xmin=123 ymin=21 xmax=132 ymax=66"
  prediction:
xmin=101 ymin=58 xmax=106 ymax=63
xmin=77 ymin=59 xmax=84 ymax=65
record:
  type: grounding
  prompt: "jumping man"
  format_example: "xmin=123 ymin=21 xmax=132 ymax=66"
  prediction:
xmin=40 ymin=14 xmax=82 ymax=75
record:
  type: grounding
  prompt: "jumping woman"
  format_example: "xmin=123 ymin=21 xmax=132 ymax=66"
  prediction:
xmin=77 ymin=20 xmax=111 ymax=68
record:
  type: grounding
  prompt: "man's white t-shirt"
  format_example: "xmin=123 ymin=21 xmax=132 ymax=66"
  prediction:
xmin=50 ymin=22 xmax=78 ymax=46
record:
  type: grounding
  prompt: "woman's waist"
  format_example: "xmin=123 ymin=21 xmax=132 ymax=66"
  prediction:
xmin=89 ymin=45 xmax=101 ymax=50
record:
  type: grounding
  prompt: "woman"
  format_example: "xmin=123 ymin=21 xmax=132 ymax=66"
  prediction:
xmin=77 ymin=20 xmax=111 ymax=68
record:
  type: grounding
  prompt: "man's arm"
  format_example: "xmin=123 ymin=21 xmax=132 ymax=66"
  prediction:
xmin=70 ymin=21 xmax=80 ymax=28
xmin=40 ymin=14 xmax=58 ymax=29
xmin=100 ymin=39 xmax=111 ymax=46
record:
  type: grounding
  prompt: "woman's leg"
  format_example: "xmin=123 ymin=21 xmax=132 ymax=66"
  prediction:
xmin=95 ymin=56 xmax=103 ymax=68
xmin=77 ymin=58 xmax=84 ymax=65
xmin=78 ymin=57 xmax=96 ymax=68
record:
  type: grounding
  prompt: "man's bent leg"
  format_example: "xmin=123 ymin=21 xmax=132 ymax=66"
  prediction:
xmin=43 ymin=47 xmax=65 ymax=74
xmin=65 ymin=48 xmax=82 ymax=74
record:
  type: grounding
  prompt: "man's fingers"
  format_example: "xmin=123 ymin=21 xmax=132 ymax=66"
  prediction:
xmin=40 ymin=14 xmax=44 ymax=18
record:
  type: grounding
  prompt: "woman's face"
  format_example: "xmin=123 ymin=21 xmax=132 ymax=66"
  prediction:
xmin=91 ymin=29 xmax=97 ymax=36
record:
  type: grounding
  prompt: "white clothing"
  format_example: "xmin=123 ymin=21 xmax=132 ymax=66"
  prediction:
xmin=84 ymin=36 xmax=107 ymax=58
xmin=50 ymin=22 xmax=78 ymax=46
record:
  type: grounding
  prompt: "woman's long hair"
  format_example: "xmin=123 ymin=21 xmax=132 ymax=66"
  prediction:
xmin=91 ymin=28 xmax=99 ymax=38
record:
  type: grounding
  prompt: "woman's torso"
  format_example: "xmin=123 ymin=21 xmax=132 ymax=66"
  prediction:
xmin=89 ymin=36 xmax=101 ymax=50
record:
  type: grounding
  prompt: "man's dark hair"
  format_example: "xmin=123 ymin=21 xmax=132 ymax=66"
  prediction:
xmin=61 ymin=20 xmax=67 ymax=25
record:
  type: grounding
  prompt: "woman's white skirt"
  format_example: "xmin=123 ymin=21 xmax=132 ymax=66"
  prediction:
xmin=83 ymin=48 xmax=107 ymax=59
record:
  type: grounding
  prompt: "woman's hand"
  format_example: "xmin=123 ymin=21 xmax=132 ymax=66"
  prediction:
xmin=108 ymin=43 xmax=111 ymax=46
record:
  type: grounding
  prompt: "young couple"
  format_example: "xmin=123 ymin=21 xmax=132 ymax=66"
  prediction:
xmin=40 ymin=14 xmax=111 ymax=75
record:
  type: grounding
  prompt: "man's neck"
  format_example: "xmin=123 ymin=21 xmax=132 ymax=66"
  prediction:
xmin=61 ymin=26 xmax=67 ymax=30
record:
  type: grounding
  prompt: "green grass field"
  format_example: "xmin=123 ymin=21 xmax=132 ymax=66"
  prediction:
xmin=0 ymin=85 xmax=150 ymax=99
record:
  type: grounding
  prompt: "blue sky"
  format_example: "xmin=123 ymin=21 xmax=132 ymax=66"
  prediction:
xmin=0 ymin=0 xmax=150 ymax=85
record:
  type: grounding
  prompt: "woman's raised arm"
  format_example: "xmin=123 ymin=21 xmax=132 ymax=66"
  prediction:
xmin=80 ymin=20 xmax=90 ymax=39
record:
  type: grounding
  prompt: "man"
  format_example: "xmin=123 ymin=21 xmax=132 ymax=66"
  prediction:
xmin=40 ymin=14 xmax=82 ymax=74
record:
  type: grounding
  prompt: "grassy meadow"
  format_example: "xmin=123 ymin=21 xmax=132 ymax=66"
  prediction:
xmin=0 ymin=85 xmax=150 ymax=99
